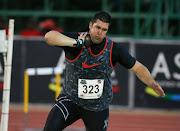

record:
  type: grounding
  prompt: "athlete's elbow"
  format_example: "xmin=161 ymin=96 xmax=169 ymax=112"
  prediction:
xmin=44 ymin=31 xmax=55 ymax=46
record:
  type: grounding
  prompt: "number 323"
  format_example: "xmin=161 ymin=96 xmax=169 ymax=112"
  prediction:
xmin=82 ymin=85 xmax=99 ymax=94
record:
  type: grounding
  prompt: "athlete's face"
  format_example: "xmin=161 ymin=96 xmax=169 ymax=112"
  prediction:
xmin=89 ymin=19 xmax=109 ymax=44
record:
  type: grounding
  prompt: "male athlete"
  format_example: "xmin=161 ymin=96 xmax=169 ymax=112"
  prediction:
xmin=43 ymin=11 xmax=165 ymax=131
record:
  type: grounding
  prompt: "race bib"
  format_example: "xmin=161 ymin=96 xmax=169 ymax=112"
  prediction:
xmin=78 ymin=79 xmax=104 ymax=99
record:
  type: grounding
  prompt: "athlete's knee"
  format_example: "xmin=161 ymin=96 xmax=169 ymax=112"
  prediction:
xmin=86 ymin=122 xmax=108 ymax=131
xmin=43 ymin=106 xmax=67 ymax=131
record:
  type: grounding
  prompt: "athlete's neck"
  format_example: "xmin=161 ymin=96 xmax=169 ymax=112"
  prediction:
xmin=90 ymin=38 xmax=106 ymax=55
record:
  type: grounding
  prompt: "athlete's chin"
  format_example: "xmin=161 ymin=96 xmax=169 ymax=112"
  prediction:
xmin=92 ymin=39 xmax=103 ymax=44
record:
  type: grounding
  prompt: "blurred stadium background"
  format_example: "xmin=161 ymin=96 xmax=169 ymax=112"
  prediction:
xmin=0 ymin=0 xmax=180 ymax=131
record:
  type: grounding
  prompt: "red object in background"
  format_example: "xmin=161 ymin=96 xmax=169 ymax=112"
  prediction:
xmin=0 ymin=19 xmax=9 ymax=36
xmin=112 ymin=86 xmax=120 ymax=93
xmin=40 ymin=19 xmax=64 ymax=35
xmin=5 ymin=28 xmax=8 ymax=35
xmin=19 ymin=29 xmax=41 ymax=36
xmin=19 ymin=18 xmax=42 ymax=36
xmin=0 ymin=82 xmax=3 ymax=89
xmin=53 ymin=27 xmax=63 ymax=33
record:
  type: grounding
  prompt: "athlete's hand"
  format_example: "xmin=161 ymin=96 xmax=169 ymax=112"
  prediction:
xmin=78 ymin=32 xmax=87 ymax=41
xmin=152 ymin=83 xmax=165 ymax=97
xmin=78 ymin=32 xmax=87 ymax=48
xmin=78 ymin=32 xmax=93 ymax=48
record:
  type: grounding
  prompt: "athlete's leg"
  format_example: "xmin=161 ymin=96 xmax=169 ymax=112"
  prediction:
xmin=81 ymin=108 xmax=109 ymax=131
xmin=43 ymin=94 xmax=80 ymax=131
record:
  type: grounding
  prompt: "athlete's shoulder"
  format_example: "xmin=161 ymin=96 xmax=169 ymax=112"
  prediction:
xmin=105 ymin=36 xmax=125 ymax=48
xmin=112 ymin=41 xmax=127 ymax=50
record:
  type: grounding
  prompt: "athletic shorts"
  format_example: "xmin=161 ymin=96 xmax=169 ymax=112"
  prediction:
xmin=43 ymin=94 xmax=109 ymax=131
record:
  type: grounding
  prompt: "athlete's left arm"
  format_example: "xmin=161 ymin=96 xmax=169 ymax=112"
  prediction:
xmin=129 ymin=61 xmax=166 ymax=97
xmin=112 ymin=42 xmax=165 ymax=97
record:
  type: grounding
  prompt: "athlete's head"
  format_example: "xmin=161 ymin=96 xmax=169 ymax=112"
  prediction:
xmin=89 ymin=11 xmax=111 ymax=44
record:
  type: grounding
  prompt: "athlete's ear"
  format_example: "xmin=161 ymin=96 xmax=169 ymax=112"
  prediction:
xmin=89 ymin=22 xmax=93 ymax=30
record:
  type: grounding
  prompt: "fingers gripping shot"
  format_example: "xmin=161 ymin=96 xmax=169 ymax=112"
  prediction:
xmin=43 ymin=11 xmax=165 ymax=131
xmin=74 ymin=33 xmax=93 ymax=49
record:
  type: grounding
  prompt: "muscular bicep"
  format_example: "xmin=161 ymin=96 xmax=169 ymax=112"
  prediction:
xmin=112 ymin=43 xmax=136 ymax=69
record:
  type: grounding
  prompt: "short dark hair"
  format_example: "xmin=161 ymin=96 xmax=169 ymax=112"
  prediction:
xmin=91 ymin=11 xmax=111 ymax=25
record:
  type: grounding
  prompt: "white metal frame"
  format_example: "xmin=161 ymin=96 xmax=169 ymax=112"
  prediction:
xmin=0 ymin=19 xmax=15 ymax=131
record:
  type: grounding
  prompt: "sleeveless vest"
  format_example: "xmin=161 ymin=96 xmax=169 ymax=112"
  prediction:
xmin=62 ymin=36 xmax=114 ymax=111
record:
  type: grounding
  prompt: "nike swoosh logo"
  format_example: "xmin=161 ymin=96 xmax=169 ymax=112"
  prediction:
xmin=82 ymin=61 xmax=103 ymax=68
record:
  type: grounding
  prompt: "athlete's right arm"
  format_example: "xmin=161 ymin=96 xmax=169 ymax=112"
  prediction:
xmin=44 ymin=30 xmax=77 ymax=47
xmin=45 ymin=30 xmax=88 ymax=48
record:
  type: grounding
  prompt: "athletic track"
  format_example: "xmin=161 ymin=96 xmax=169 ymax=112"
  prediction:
xmin=0 ymin=104 xmax=180 ymax=131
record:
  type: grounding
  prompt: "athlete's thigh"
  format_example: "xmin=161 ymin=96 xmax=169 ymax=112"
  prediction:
xmin=43 ymin=95 xmax=80 ymax=131
xmin=81 ymin=108 xmax=109 ymax=131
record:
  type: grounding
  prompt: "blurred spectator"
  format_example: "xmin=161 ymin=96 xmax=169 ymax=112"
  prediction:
xmin=19 ymin=18 xmax=41 ymax=36
xmin=0 ymin=18 xmax=8 ymax=35
xmin=39 ymin=19 xmax=63 ymax=36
